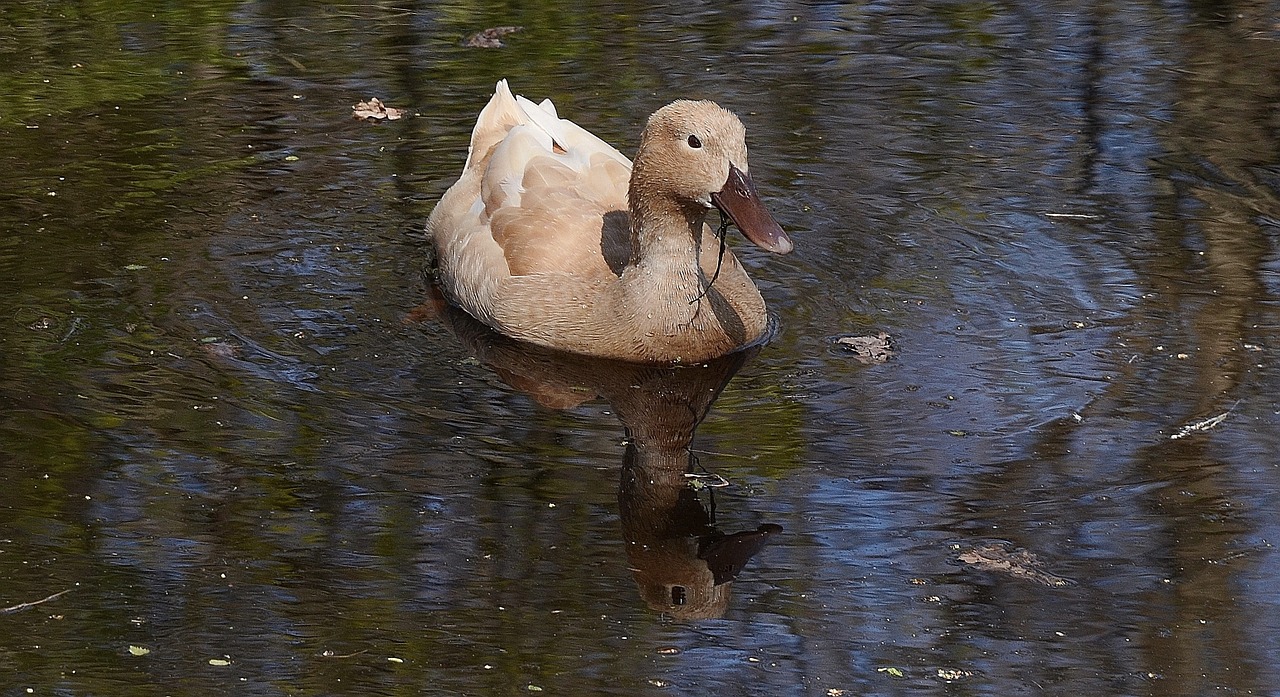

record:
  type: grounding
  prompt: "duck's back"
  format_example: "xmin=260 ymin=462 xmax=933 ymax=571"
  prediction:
xmin=429 ymin=81 xmax=633 ymax=299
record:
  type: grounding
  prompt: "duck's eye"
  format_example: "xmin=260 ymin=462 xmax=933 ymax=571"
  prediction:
xmin=687 ymin=134 xmax=702 ymax=149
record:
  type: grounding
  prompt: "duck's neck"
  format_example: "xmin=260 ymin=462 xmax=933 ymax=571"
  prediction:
xmin=613 ymin=164 xmax=760 ymax=360
xmin=625 ymin=185 xmax=709 ymax=302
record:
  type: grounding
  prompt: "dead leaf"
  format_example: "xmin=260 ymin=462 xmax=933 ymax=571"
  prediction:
xmin=352 ymin=98 xmax=406 ymax=121
xmin=199 ymin=341 xmax=240 ymax=360
xmin=836 ymin=332 xmax=893 ymax=364
xmin=957 ymin=543 xmax=1074 ymax=587
xmin=464 ymin=26 xmax=523 ymax=48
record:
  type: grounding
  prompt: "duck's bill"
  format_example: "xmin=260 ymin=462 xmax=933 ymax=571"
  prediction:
xmin=710 ymin=164 xmax=794 ymax=255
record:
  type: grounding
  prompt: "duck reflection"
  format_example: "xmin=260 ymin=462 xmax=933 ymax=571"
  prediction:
xmin=438 ymin=301 xmax=781 ymax=619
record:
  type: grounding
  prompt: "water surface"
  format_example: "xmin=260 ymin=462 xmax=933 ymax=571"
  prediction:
xmin=2 ymin=1 xmax=1280 ymax=695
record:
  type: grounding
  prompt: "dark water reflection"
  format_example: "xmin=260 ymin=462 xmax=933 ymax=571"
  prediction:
xmin=2 ymin=1 xmax=1280 ymax=695
xmin=438 ymin=301 xmax=781 ymax=619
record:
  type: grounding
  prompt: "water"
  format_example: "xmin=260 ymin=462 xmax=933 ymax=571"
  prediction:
xmin=2 ymin=1 xmax=1280 ymax=695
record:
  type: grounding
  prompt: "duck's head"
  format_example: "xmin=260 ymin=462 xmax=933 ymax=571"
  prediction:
xmin=635 ymin=101 xmax=793 ymax=255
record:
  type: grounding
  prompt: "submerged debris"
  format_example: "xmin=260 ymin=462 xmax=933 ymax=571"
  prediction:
xmin=27 ymin=316 xmax=54 ymax=331
xmin=936 ymin=668 xmax=975 ymax=681
xmin=957 ymin=543 xmax=1074 ymax=587
xmin=464 ymin=26 xmax=523 ymax=48
xmin=1170 ymin=402 xmax=1239 ymax=439
xmin=199 ymin=339 xmax=241 ymax=360
xmin=352 ymin=98 xmax=406 ymax=121
xmin=836 ymin=332 xmax=893 ymax=364
xmin=685 ymin=472 xmax=730 ymax=490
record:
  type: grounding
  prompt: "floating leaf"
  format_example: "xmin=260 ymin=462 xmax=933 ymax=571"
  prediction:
xmin=465 ymin=26 xmax=523 ymax=48
xmin=209 ymin=658 xmax=231 ymax=666
xmin=352 ymin=98 xmax=406 ymax=121
xmin=957 ymin=543 xmax=1074 ymax=587
xmin=128 ymin=645 xmax=150 ymax=656
xmin=836 ymin=332 xmax=894 ymax=364
xmin=200 ymin=341 xmax=240 ymax=359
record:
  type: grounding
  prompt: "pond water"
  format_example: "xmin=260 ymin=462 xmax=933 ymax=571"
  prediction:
xmin=3 ymin=1 xmax=1280 ymax=695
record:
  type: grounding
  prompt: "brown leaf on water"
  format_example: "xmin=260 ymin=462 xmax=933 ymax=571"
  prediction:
xmin=957 ymin=543 xmax=1074 ymax=587
xmin=352 ymin=98 xmax=406 ymax=121
xmin=464 ymin=26 xmax=523 ymax=48
xmin=836 ymin=332 xmax=893 ymax=364
xmin=200 ymin=340 xmax=241 ymax=360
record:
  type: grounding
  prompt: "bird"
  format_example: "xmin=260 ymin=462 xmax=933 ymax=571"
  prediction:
xmin=427 ymin=80 xmax=792 ymax=363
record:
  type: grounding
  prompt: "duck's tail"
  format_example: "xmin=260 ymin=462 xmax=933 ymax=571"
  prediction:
xmin=465 ymin=81 xmax=631 ymax=174
xmin=465 ymin=80 xmax=531 ymax=171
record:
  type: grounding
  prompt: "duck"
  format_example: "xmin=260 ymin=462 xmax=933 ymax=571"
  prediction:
xmin=427 ymin=80 xmax=793 ymax=363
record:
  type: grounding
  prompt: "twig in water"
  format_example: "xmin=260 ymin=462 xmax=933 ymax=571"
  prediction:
xmin=1 ymin=588 xmax=74 ymax=615
xmin=1170 ymin=400 xmax=1241 ymax=440
xmin=689 ymin=447 xmax=760 ymax=461
xmin=684 ymin=472 xmax=730 ymax=488
xmin=1044 ymin=212 xmax=1101 ymax=219
xmin=320 ymin=649 xmax=369 ymax=659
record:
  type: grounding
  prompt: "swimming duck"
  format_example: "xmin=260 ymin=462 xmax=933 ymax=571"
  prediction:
xmin=427 ymin=80 xmax=792 ymax=363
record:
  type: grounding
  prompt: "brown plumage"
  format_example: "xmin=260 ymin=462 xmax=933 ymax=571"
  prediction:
xmin=428 ymin=80 xmax=792 ymax=363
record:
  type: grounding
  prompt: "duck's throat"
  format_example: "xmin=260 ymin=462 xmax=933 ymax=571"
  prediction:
xmin=626 ymin=198 xmax=715 ymax=311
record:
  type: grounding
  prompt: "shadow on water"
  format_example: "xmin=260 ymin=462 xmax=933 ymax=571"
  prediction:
xmin=433 ymin=294 xmax=781 ymax=619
